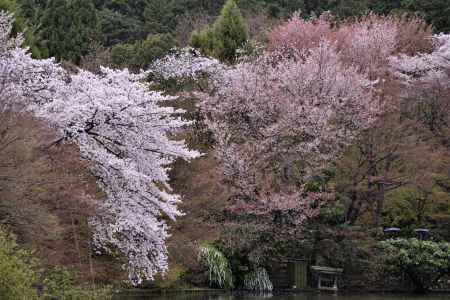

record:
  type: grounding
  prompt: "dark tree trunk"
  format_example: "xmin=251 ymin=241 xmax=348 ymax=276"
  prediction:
xmin=374 ymin=183 xmax=385 ymax=226
xmin=346 ymin=187 xmax=361 ymax=224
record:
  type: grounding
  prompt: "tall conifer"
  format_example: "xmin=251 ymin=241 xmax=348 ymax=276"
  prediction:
xmin=190 ymin=0 xmax=248 ymax=62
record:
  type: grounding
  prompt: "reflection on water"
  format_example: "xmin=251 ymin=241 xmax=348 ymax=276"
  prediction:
xmin=114 ymin=291 xmax=450 ymax=300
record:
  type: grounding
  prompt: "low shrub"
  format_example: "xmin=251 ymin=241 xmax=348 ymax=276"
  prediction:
xmin=0 ymin=227 xmax=39 ymax=300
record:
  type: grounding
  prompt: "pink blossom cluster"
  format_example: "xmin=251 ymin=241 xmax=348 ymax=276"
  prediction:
xmin=200 ymin=39 xmax=381 ymax=218
xmin=267 ymin=13 xmax=431 ymax=77
xmin=195 ymin=13 xmax=432 ymax=219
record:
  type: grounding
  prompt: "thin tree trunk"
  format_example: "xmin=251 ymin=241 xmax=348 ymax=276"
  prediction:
xmin=374 ymin=183 xmax=385 ymax=226
xmin=88 ymin=241 xmax=95 ymax=286
xmin=70 ymin=212 xmax=83 ymax=269
xmin=346 ymin=185 xmax=361 ymax=224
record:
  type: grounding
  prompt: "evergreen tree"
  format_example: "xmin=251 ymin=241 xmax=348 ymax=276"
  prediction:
xmin=190 ymin=27 xmax=218 ymax=57
xmin=213 ymin=0 xmax=248 ymax=61
xmin=15 ymin=0 xmax=45 ymax=20
xmin=143 ymin=0 xmax=176 ymax=34
xmin=190 ymin=0 xmax=247 ymax=62
xmin=39 ymin=0 xmax=98 ymax=63
xmin=98 ymin=8 xmax=145 ymax=46
xmin=111 ymin=33 xmax=176 ymax=70
xmin=401 ymin=0 xmax=450 ymax=32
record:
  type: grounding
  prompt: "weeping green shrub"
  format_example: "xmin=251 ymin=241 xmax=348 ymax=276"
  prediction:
xmin=198 ymin=244 xmax=234 ymax=289
xmin=243 ymin=268 xmax=273 ymax=291
xmin=0 ymin=227 xmax=39 ymax=300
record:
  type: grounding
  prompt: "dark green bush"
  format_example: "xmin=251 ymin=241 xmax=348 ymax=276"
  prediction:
xmin=111 ymin=33 xmax=176 ymax=70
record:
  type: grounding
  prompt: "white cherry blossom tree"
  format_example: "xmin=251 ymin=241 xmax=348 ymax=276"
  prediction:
xmin=390 ymin=34 xmax=450 ymax=136
xmin=0 ymin=12 xmax=199 ymax=285
xmin=150 ymin=47 xmax=224 ymax=81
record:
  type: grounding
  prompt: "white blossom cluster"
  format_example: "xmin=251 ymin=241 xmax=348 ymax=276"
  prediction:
xmin=0 ymin=12 xmax=199 ymax=285
xmin=0 ymin=13 xmax=64 ymax=114
xmin=46 ymin=68 xmax=200 ymax=285
xmin=390 ymin=34 xmax=450 ymax=86
xmin=149 ymin=47 xmax=225 ymax=80
xmin=0 ymin=12 xmax=22 ymax=51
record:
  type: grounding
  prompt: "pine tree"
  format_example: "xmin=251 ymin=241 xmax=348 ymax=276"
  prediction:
xmin=39 ymin=0 xmax=98 ymax=63
xmin=213 ymin=0 xmax=248 ymax=61
xmin=143 ymin=0 xmax=176 ymax=34
xmin=190 ymin=0 xmax=247 ymax=62
xmin=401 ymin=0 xmax=450 ymax=33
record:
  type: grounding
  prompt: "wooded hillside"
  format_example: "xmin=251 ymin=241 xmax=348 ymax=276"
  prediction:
xmin=0 ymin=0 xmax=449 ymax=297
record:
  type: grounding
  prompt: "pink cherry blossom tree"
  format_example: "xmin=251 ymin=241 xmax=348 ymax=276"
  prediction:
xmin=267 ymin=13 xmax=432 ymax=78
xmin=200 ymin=40 xmax=381 ymax=219
xmin=152 ymin=15 xmax=397 ymax=226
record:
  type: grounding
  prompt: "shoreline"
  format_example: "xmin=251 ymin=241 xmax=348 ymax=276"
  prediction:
xmin=116 ymin=288 xmax=450 ymax=295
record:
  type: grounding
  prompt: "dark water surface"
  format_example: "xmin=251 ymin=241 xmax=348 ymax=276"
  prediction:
xmin=114 ymin=291 xmax=450 ymax=300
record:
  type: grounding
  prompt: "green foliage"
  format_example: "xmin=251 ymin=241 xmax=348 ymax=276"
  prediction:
xmin=383 ymin=187 xmax=430 ymax=227
xmin=309 ymin=226 xmax=385 ymax=288
xmin=43 ymin=266 xmax=113 ymax=300
xmin=39 ymin=0 xmax=99 ymax=62
xmin=0 ymin=0 xmax=26 ymax=32
xmin=381 ymin=238 xmax=450 ymax=292
xmin=0 ymin=0 xmax=16 ymax=11
xmin=111 ymin=33 xmax=176 ymax=70
xmin=0 ymin=255 xmax=111 ymax=300
xmin=190 ymin=0 xmax=248 ymax=62
xmin=382 ymin=174 xmax=450 ymax=228
xmin=143 ymin=0 xmax=176 ymax=34
xmin=98 ymin=8 xmax=145 ymax=46
xmin=235 ymin=39 xmax=264 ymax=58
xmin=139 ymin=33 xmax=177 ymax=64
xmin=263 ymin=0 xmax=304 ymax=18
xmin=190 ymin=27 xmax=218 ymax=57
xmin=9 ymin=0 xmax=450 ymax=66
xmin=0 ymin=0 xmax=43 ymax=57
xmin=0 ymin=227 xmax=39 ymax=300
xmin=110 ymin=42 xmax=136 ymax=68
xmin=213 ymin=0 xmax=248 ymax=61
xmin=153 ymin=262 xmax=188 ymax=289
xmin=401 ymin=0 xmax=450 ymax=32
xmin=42 ymin=267 xmax=75 ymax=297
xmin=319 ymin=201 xmax=346 ymax=225
xmin=198 ymin=243 xmax=234 ymax=289
xmin=243 ymin=267 xmax=273 ymax=291
xmin=9 ymin=0 xmax=450 ymax=65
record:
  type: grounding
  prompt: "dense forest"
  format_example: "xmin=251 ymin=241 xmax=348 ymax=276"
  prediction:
xmin=3 ymin=0 xmax=450 ymax=64
xmin=0 ymin=0 xmax=450 ymax=299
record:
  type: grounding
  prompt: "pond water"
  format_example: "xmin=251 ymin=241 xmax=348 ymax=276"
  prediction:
xmin=114 ymin=291 xmax=450 ymax=300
